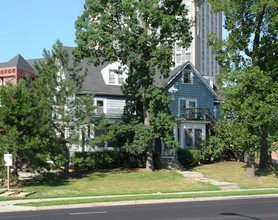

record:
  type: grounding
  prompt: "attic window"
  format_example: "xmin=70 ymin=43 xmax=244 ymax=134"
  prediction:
xmin=109 ymin=69 xmax=125 ymax=85
xmin=109 ymin=70 xmax=116 ymax=84
xmin=183 ymin=70 xmax=192 ymax=84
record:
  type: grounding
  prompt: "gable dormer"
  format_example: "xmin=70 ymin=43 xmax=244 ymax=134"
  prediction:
xmin=101 ymin=62 xmax=128 ymax=86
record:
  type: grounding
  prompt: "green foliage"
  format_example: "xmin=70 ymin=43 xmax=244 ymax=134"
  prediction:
xmin=34 ymin=40 xmax=105 ymax=175
xmin=178 ymin=149 xmax=201 ymax=167
xmin=197 ymin=139 xmax=220 ymax=163
xmin=74 ymin=0 xmax=192 ymax=169
xmin=206 ymin=0 xmax=278 ymax=171
xmin=72 ymin=150 xmax=161 ymax=170
xmin=106 ymin=87 xmax=179 ymax=157
xmin=0 ymin=79 xmax=50 ymax=178
xmin=199 ymin=118 xmax=248 ymax=162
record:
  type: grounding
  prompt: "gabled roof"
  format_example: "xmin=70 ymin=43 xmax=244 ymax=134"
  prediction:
xmin=154 ymin=61 xmax=219 ymax=99
xmin=63 ymin=47 xmax=123 ymax=96
xmin=0 ymin=54 xmax=35 ymax=73
xmin=0 ymin=47 xmax=222 ymax=100
xmin=24 ymin=47 xmax=123 ymax=96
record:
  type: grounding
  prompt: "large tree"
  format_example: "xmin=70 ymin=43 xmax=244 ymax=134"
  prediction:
xmin=74 ymin=0 xmax=193 ymax=171
xmin=198 ymin=0 xmax=278 ymax=173
xmin=34 ymin=41 xmax=104 ymax=176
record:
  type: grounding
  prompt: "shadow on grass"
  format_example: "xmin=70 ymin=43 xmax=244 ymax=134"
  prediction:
xmin=19 ymin=173 xmax=70 ymax=187
xmin=253 ymin=165 xmax=278 ymax=177
xmin=240 ymin=164 xmax=278 ymax=177
xmin=19 ymin=169 xmax=137 ymax=187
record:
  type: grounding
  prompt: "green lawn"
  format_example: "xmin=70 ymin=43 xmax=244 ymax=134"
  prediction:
xmin=17 ymin=189 xmax=278 ymax=207
xmin=193 ymin=162 xmax=278 ymax=189
xmin=13 ymin=169 xmax=218 ymax=199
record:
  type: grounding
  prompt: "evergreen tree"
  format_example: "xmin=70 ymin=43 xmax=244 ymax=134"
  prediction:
xmin=0 ymin=79 xmax=50 ymax=179
xmin=74 ymin=0 xmax=193 ymax=171
xmin=34 ymin=41 xmax=105 ymax=176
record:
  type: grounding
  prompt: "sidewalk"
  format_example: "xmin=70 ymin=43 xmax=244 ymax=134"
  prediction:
xmin=1 ymin=188 xmax=278 ymax=213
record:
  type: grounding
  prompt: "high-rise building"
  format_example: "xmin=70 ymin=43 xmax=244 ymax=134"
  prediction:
xmin=174 ymin=0 xmax=222 ymax=85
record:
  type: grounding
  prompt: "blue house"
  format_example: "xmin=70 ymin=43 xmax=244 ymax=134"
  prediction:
xmin=0 ymin=47 xmax=223 ymax=157
xmin=153 ymin=61 xmax=222 ymax=156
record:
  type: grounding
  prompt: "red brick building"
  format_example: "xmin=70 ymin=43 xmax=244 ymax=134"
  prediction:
xmin=0 ymin=54 xmax=36 ymax=85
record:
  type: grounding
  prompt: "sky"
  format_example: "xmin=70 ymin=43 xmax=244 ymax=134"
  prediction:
xmin=0 ymin=0 xmax=227 ymax=63
xmin=0 ymin=0 xmax=85 ymax=62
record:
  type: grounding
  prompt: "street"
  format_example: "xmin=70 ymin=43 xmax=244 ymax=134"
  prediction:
xmin=0 ymin=197 xmax=278 ymax=220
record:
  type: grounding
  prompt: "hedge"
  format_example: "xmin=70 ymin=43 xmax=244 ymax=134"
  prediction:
xmin=72 ymin=149 xmax=161 ymax=170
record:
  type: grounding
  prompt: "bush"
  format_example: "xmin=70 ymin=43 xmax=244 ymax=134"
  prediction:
xmin=178 ymin=149 xmax=201 ymax=167
xmin=72 ymin=150 xmax=161 ymax=170
xmin=72 ymin=150 xmax=119 ymax=170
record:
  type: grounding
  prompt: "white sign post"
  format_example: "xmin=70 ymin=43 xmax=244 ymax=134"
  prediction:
xmin=4 ymin=154 xmax=12 ymax=190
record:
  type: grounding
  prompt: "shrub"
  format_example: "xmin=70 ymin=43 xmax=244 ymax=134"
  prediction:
xmin=178 ymin=149 xmax=201 ymax=167
xmin=72 ymin=150 xmax=119 ymax=170
xmin=72 ymin=150 xmax=161 ymax=170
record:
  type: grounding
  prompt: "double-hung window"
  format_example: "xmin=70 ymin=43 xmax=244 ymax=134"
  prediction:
xmin=185 ymin=128 xmax=193 ymax=146
xmin=183 ymin=70 xmax=193 ymax=84
xmin=179 ymin=99 xmax=187 ymax=117
xmin=96 ymin=100 xmax=104 ymax=114
xmin=179 ymin=98 xmax=197 ymax=118
xmin=109 ymin=70 xmax=116 ymax=84
xmin=195 ymin=129 xmax=203 ymax=147
xmin=184 ymin=128 xmax=204 ymax=147
xmin=109 ymin=69 xmax=125 ymax=85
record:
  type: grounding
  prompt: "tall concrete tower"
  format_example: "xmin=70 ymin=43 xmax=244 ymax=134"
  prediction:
xmin=174 ymin=0 xmax=222 ymax=85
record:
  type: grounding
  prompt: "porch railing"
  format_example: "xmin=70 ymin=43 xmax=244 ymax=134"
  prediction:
xmin=179 ymin=108 xmax=216 ymax=122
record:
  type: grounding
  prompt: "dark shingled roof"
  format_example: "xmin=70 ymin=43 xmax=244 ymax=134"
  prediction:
xmin=0 ymin=54 xmax=35 ymax=73
xmin=26 ymin=58 xmax=46 ymax=69
xmin=0 ymin=46 xmax=223 ymax=101
xmin=153 ymin=62 xmax=188 ymax=88
xmin=25 ymin=47 xmax=123 ymax=96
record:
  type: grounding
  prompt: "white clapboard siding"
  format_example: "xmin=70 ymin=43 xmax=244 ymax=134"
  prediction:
xmin=106 ymin=98 xmax=125 ymax=115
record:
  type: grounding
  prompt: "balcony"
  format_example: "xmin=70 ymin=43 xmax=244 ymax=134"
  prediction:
xmin=95 ymin=107 xmax=123 ymax=118
xmin=179 ymin=108 xmax=216 ymax=122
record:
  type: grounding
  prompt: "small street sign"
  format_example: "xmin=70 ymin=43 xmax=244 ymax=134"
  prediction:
xmin=4 ymin=154 xmax=12 ymax=190
xmin=4 ymin=154 xmax=12 ymax=167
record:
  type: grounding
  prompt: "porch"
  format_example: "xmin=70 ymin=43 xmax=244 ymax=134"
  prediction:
xmin=178 ymin=108 xmax=216 ymax=122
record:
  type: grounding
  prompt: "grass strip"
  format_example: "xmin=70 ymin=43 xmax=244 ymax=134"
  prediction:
xmin=17 ymin=189 xmax=278 ymax=207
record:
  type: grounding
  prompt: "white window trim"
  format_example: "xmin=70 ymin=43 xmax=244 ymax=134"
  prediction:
xmin=95 ymin=98 xmax=106 ymax=114
xmin=178 ymin=98 xmax=197 ymax=117
xmin=109 ymin=70 xmax=116 ymax=84
xmin=182 ymin=70 xmax=193 ymax=84
xmin=108 ymin=69 xmax=126 ymax=85
xmin=183 ymin=125 xmax=205 ymax=148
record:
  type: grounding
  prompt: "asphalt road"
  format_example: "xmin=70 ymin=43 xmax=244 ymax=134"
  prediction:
xmin=0 ymin=197 xmax=278 ymax=220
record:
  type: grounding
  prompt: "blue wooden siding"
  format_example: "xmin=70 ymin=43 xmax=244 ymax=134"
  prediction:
xmin=166 ymin=71 xmax=215 ymax=117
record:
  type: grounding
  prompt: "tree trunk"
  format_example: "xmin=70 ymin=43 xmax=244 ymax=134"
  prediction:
xmin=62 ymin=141 xmax=69 ymax=177
xmin=143 ymin=101 xmax=154 ymax=171
xmin=81 ymin=128 xmax=85 ymax=152
xmin=146 ymin=143 xmax=154 ymax=171
xmin=259 ymin=127 xmax=272 ymax=169
xmin=246 ymin=151 xmax=255 ymax=177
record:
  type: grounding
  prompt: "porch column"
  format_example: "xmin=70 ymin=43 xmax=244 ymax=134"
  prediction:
xmin=180 ymin=124 xmax=184 ymax=149
xmin=173 ymin=124 xmax=178 ymax=157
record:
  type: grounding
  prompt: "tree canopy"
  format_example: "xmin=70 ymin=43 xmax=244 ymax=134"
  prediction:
xmin=74 ymin=0 xmax=193 ymax=170
xmin=201 ymin=0 xmax=278 ymax=175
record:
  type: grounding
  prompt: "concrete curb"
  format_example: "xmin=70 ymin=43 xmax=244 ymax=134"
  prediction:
xmin=1 ymin=192 xmax=278 ymax=213
xmin=31 ymin=194 xmax=278 ymax=211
